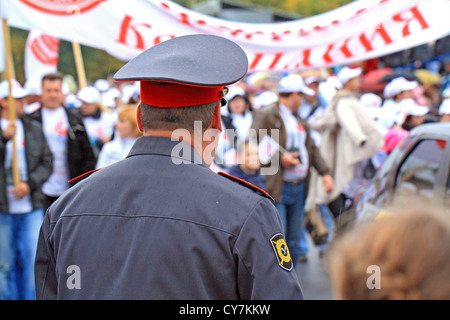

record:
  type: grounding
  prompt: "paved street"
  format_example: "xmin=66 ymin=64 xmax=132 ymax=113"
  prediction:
xmin=295 ymin=236 xmax=334 ymax=300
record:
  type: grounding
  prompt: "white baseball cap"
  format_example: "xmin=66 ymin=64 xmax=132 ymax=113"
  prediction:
xmin=383 ymin=77 xmax=418 ymax=98
xmin=77 ymin=86 xmax=101 ymax=104
xmin=442 ymin=87 xmax=450 ymax=99
xmin=278 ymin=74 xmax=314 ymax=96
xmin=337 ymin=66 xmax=362 ymax=85
xmin=94 ymin=79 xmax=110 ymax=92
xmin=360 ymin=93 xmax=382 ymax=109
xmin=225 ymin=85 xmax=246 ymax=101
xmin=24 ymin=77 xmax=42 ymax=96
xmin=0 ymin=80 xmax=28 ymax=100
xmin=439 ymin=98 xmax=450 ymax=115
xmin=399 ymin=98 xmax=428 ymax=116
xmin=102 ymin=87 xmax=122 ymax=108
xmin=408 ymin=104 xmax=429 ymax=116
xmin=360 ymin=93 xmax=382 ymax=119
xmin=253 ymin=90 xmax=278 ymax=109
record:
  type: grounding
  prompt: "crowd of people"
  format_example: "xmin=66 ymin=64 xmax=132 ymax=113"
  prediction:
xmin=211 ymin=60 xmax=450 ymax=265
xmin=1 ymin=45 xmax=449 ymax=299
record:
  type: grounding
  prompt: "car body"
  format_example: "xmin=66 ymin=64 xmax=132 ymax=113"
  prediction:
xmin=354 ymin=122 xmax=450 ymax=222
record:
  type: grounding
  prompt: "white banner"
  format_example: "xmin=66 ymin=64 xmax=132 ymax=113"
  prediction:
xmin=24 ymin=30 xmax=59 ymax=81
xmin=2 ymin=0 xmax=450 ymax=72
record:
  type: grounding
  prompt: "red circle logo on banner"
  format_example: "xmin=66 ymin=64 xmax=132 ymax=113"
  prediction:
xmin=20 ymin=0 xmax=106 ymax=15
xmin=30 ymin=34 xmax=60 ymax=65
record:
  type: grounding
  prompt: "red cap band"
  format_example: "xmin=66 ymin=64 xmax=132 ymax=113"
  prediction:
xmin=140 ymin=81 xmax=226 ymax=108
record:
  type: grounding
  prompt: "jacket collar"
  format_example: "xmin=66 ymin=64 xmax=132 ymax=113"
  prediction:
xmin=127 ymin=136 xmax=208 ymax=167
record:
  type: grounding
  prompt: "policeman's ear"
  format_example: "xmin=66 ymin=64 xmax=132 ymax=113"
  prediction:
xmin=210 ymin=102 xmax=222 ymax=133
xmin=136 ymin=103 xmax=144 ymax=132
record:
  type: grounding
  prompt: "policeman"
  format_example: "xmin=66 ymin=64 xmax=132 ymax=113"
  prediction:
xmin=34 ymin=34 xmax=304 ymax=299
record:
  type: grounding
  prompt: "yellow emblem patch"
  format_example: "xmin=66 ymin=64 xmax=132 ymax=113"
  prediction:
xmin=270 ymin=233 xmax=293 ymax=271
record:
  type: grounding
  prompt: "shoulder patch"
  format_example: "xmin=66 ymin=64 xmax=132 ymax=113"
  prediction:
xmin=270 ymin=233 xmax=293 ymax=271
xmin=68 ymin=168 xmax=102 ymax=186
xmin=218 ymin=171 xmax=274 ymax=202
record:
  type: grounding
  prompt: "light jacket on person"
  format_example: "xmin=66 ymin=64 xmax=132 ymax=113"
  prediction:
xmin=0 ymin=115 xmax=53 ymax=212
xmin=312 ymin=90 xmax=384 ymax=204
xmin=250 ymin=102 xmax=330 ymax=203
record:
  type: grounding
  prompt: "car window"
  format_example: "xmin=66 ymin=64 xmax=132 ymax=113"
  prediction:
xmin=378 ymin=135 xmax=413 ymax=178
xmin=394 ymin=139 xmax=447 ymax=205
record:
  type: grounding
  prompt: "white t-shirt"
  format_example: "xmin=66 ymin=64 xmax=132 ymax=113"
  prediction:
xmin=96 ymin=137 xmax=136 ymax=169
xmin=1 ymin=119 xmax=33 ymax=214
xmin=41 ymin=107 xmax=70 ymax=197
xmin=83 ymin=112 xmax=115 ymax=146
xmin=279 ymin=104 xmax=309 ymax=182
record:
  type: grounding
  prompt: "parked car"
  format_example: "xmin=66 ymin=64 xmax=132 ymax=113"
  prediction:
xmin=354 ymin=122 xmax=450 ymax=222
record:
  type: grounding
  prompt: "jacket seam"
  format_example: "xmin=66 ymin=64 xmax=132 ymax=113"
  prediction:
xmin=49 ymin=212 xmax=239 ymax=237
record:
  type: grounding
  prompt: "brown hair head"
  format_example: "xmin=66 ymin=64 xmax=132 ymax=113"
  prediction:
xmin=327 ymin=206 xmax=450 ymax=300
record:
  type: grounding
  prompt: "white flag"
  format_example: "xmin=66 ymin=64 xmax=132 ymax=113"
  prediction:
xmin=24 ymin=30 xmax=59 ymax=81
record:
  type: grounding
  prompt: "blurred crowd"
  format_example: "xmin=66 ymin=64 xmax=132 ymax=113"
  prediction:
xmin=1 ymin=38 xmax=449 ymax=299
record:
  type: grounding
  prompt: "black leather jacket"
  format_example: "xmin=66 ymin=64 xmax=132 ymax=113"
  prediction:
xmin=0 ymin=115 xmax=53 ymax=212
xmin=29 ymin=106 xmax=96 ymax=182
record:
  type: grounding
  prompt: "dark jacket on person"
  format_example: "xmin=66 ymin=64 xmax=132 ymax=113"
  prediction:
xmin=250 ymin=102 xmax=330 ymax=203
xmin=0 ymin=115 xmax=53 ymax=212
xmin=29 ymin=106 xmax=96 ymax=180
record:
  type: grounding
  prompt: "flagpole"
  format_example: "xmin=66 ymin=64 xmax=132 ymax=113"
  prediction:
xmin=2 ymin=18 xmax=20 ymax=186
xmin=72 ymin=41 xmax=87 ymax=89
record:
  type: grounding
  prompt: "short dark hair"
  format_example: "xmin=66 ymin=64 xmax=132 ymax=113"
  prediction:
xmin=140 ymin=100 xmax=218 ymax=133
xmin=41 ymin=72 xmax=64 ymax=83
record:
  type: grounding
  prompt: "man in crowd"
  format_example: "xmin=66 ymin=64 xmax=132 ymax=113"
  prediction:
xmin=29 ymin=72 xmax=96 ymax=211
xmin=0 ymin=80 xmax=52 ymax=300
xmin=250 ymin=73 xmax=334 ymax=266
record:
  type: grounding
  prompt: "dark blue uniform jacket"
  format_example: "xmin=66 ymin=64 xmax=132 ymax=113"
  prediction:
xmin=35 ymin=136 xmax=303 ymax=299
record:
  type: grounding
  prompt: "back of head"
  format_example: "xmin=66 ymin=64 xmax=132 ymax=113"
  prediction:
xmin=327 ymin=206 xmax=450 ymax=300
xmin=113 ymin=35 xmax=248 ymax=136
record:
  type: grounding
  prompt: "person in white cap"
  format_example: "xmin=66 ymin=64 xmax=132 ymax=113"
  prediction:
xmin=438 ymin=98 xmax=450 ymax=122
xmin=312 ymin=65 xmax=383 ymax=222
xmin=251 ymin=73 xmax=334 ymax=265
xmin=379 ymin=77 xmax=418 ymax=130
xmin=400 ymin=98 xmax=429 ymax=131
xmin=77 ymin=86 xmax=115 ymax=157
xmin=0 ymin=79 xmax=53 ymax=300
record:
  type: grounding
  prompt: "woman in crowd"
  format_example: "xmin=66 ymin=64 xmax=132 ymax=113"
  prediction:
xmin=96 ymin=105 xmax=142 ymax=168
